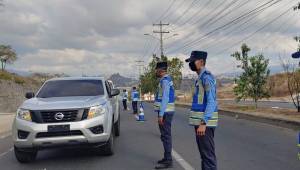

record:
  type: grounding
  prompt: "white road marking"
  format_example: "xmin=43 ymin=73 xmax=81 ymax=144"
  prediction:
xmin=0 ymin=147 xmax=13 ymax=159
xmin=172 ymin=149 xmax=195 ymax=170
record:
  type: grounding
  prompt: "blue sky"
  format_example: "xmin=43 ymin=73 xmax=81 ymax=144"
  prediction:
xmin=0 ymin=0 xmax=299 ymax=77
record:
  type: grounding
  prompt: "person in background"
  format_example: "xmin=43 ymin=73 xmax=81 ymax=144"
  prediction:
xmin=154 ymin=61 xmax=175 ymax=169
xmin=185 ymin=51 xmax=218 ymax=170
xmin=122 ymin=89 xmax=128 ymax=110
xmin=131 ymin=87 xmax=139 ymax=116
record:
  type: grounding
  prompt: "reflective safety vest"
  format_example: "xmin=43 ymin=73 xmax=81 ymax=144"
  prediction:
xmin=123 ymin=92 xmax=128 ymax=100
xmin=132 ymin=91 xmax=139 ymax=101
xmin=154 ymin=75 xmax=175 ymax=113
xmin=189 ymin=71 xmax=218 ymax=127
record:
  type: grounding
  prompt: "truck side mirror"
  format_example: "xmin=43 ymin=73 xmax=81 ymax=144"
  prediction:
xmin=25 ymin=92 xmax=35 ymax=99
xmin=110 ymin=89 xmax=120 ymax=97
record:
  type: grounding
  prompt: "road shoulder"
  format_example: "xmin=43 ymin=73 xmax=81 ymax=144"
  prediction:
xmin=0 ymin=113 xmax=14 ymax=136
xmin=175 ymin=102 xmax=300 ymax=130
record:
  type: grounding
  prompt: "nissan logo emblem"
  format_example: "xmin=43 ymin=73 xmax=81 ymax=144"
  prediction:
xmin=54 ymin=112 xmax=64 ymax=121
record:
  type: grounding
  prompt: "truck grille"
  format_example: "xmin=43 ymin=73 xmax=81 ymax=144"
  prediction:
xmin=41 ymin=110 xmax=78 ymax=123
xmin=30 ymin=110 xmax=82 ymax=123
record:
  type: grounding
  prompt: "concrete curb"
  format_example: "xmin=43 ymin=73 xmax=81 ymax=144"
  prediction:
xmin=175 ymin=103 xmax=300 ymax=130
xmin=0 ymin=113 xmax=14 ymax=115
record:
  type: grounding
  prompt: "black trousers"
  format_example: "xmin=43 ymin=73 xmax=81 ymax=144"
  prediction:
xmin=194 ymin=127 xmax=217 ymax=170
xmin=122 ymin=99 xmax=127 ymax=110
xmin=159 ymin=112 xmax=174 ymax=161
xmin=132 ymin=101 xmax=138 ymax=114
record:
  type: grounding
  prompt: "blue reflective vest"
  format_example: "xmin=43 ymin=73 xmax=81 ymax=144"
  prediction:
xmin=132 ymin=90 xmax=139 ymax=101
xmin=189 ymin=70 xmax=218 ymax=127
xmin=154 ymin=75 xmax=175 ymax=113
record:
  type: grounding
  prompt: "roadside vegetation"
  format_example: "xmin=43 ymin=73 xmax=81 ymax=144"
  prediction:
xmin=140 ymin=54 xmax=184 ymax=94
xmin=231 ymin=43 xmax=270 ymax=108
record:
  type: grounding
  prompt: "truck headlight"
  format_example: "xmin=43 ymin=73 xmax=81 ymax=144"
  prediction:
xmin=17 ymin=109 xmax=32 ymax=121
xmin=88 ymin=105 xmax=106 ymax=119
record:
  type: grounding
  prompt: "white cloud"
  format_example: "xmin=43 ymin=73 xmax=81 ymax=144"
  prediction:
xmin=1 ymin=0 xmax=299 ymax=77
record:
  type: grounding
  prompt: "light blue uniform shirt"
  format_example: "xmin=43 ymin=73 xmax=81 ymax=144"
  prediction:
xmin=131 ymin=90 xmax=139 ymax=101
xmin=159 ymin=75 xmax=172 ymax=117
xmin=199 ymin=68 xmax=217 ymax=123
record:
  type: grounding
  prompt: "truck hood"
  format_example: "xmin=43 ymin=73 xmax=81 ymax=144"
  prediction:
xmin=20 ymin=96 xmax=107 ymax=110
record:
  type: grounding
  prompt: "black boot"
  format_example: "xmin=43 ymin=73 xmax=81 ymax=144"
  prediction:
xmin=157 ymin=158 xmax=167 ymax=164
xmin=155 ymin=161 xmax=173 ymax=169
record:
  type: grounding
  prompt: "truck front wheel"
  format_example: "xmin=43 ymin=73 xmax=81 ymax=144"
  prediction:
xmin=14 ymin=146 xmax=37 ymax=163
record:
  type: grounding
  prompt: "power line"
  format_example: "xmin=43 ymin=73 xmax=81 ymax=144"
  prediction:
xmin=167 ymin=0 xmax=248 ymax=51
xmin=195 ymin=0 xmax=291 ymax=54
xmin=167 ymin=0 xmax=282 ymax=53
xmin=161 ymin=0 xmax=188 ymax=22
xmin=154 ymin=0 xmax=177 ymax=23
xmin=176 ymin=0 xmax=281 ymax=53
xmin=213 ymin=4 xmax=294 ymax=56
xmin=170 ymin=0 xmax=213 ymax=32
xmin=168 ymin=0 xmax=243 ymax=48
xmin=168 ymin=0 xmax=199 ymax=29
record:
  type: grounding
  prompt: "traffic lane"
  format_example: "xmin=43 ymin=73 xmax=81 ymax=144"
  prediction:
xmin=148 ymin=103 xmax=300 ymax=170
xmin=220 ymin=100 xmax=295 ymax=109
xmin=0 ymin=114 xmax=14 ymax=134
xmin=0 ymin=135 xmax=13 ymax=155
xmin=0 ymin=108 xmax=182 ymax=170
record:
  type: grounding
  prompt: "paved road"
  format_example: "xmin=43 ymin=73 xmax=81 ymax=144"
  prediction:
xmin=220 ymin=100 xmax=295 ymax=109
xmin=0 ymin=103 xmax=299 ymax=170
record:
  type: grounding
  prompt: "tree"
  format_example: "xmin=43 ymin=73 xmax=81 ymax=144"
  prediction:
xmin=231 ymin=44 xmax=270 ymax=108
xmin=281 ymin=59 xmax=300 ymax=112
xmin=0 ymin=45 xmax=17 ymax=71
xmin=140 ymin=55 xmax=184 ymax=94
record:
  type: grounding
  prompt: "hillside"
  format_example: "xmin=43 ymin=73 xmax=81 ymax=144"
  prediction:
xmin=0 ymin=71 xmax=49 ymax=112
xmin=108 ymin=73 xmax=138 ymax=87
xmin=218 ymin=72 xmax=292 ymax=100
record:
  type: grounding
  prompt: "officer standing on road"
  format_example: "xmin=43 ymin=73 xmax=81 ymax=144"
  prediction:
xmin=185 ymin=51 xmax=218 ymax=170
xmin=122 ymin=89 xmax=128 ymax=110
xmin=154 ymin=61 xmax=175 ymax=169
xmin=131 ymin=87 xmax=139 ymax=116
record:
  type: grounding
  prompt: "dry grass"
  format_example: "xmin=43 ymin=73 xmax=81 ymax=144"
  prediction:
xmin=219 ymin=102 xmax=300 ymax=123
xmin=0 ymin=70 xmax=42 ymax=87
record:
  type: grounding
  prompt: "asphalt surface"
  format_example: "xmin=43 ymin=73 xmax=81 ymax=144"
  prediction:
xmin=220 ymin=100 xmax=295 ymax=109
xmin=0 ymin=103 xmax=299 ymax=170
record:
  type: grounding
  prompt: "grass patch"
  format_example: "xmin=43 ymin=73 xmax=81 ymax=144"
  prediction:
xmin=14 ymin=76 xmax=25 ymax=85
xmin=0 ymin=71 xmax=13 ymax=80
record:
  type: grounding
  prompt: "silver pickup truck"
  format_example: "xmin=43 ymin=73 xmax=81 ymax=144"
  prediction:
xmin=12 ymin=77 xmax=120 ymax=163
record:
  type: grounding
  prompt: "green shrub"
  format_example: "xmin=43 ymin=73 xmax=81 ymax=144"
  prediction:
xmin=14 ymin=76 xmax=25 ymax=85
xmin=0 ymin=71 xmax=13 ymax=80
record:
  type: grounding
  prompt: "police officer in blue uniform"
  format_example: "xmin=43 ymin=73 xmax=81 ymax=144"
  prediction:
xmin=154 ymin=61 xmax=175 ymax=169
xmin=185 ymin=51 xmax=218 ymax=170
xmin=131 ymin=87 xmax=139 ymax=115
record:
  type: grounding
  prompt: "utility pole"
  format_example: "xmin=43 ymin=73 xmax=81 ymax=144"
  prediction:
xmin=153 ymin=21 xmax=169 ymax=58
xmin=135 ymin=60 xmax=144 ymax=100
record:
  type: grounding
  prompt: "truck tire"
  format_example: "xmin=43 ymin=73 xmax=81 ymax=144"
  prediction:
xmin=14 ymin=146 xmax=37 ymax=163
xmin=114 ymin=115 xmax=120 ymax=137
xmin=102 ymin=124 xmax=114 ymax=156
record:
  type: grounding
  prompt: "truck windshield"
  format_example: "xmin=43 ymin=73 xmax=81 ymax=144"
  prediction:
xmin=37 ymin=80 xmax=104 ymax=98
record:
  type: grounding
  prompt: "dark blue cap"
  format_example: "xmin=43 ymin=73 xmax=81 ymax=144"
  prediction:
xmin=185 ymin=51 xmax=207 ymax=62
xmin=155 ymin=61 xmax=168 ymax=70
xmin=292 ymin=51 xmax=300 ymax=58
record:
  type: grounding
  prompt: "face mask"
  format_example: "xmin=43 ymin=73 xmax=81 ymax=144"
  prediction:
xmin=156 ymin=70 xmax=160 ymax=78
xmin=189 ymin=62 xmax=197 ymax=71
